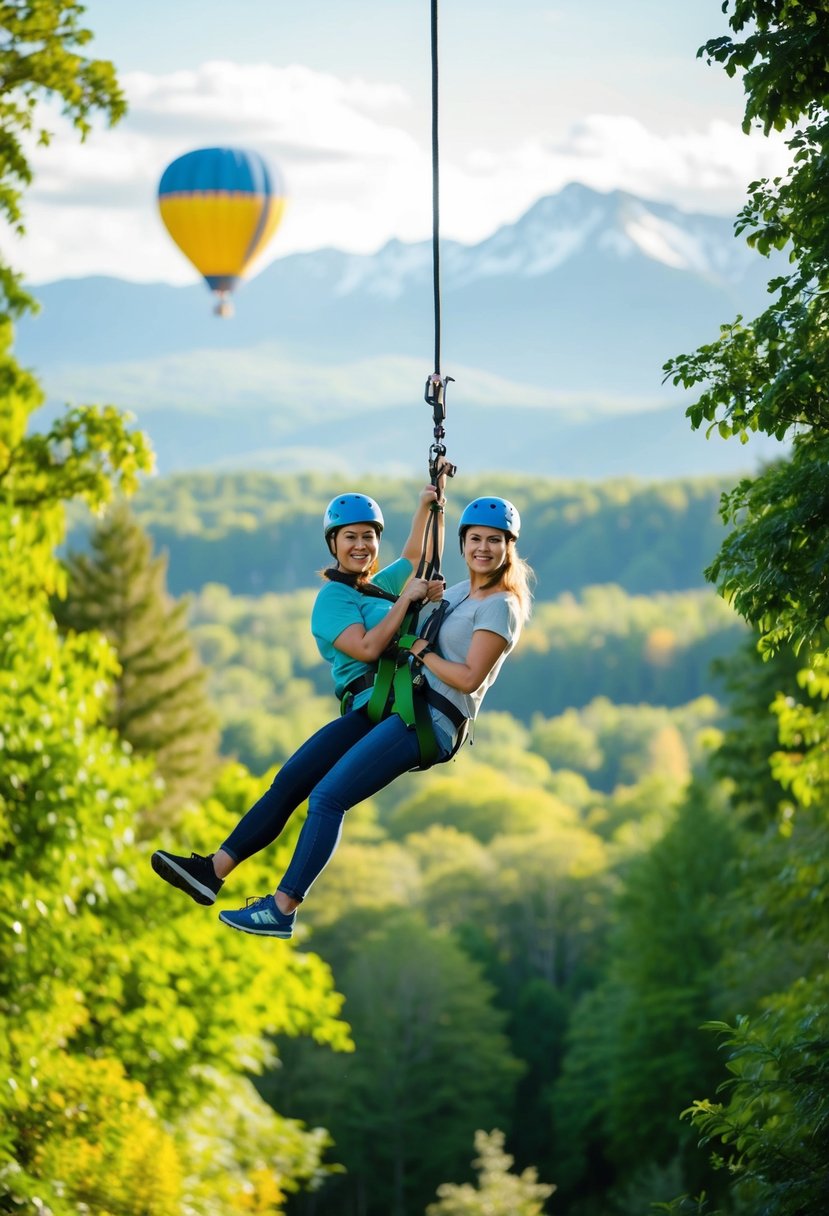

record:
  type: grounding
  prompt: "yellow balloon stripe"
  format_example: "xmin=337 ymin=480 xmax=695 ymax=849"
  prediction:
xmin=158 ymin=194 xmax=287 ymax=278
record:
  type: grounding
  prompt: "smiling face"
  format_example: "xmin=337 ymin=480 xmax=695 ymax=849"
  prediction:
xmin=462 ymin=526 xmax=509 ymax=577
xmin=332 ymin=523 xmax=381 ymax=575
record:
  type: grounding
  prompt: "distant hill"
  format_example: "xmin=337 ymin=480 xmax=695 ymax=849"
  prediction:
xmin=19 ymin=183 xmax=786 ymax=479
xmin=106 ymin=470 xmax=733 ymax=600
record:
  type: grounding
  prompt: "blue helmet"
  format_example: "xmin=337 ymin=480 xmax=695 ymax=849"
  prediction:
xmin=323 ymin=493 xmax=385 ymax=544
xmin=458 ymin=496 xmax=521 ymax=542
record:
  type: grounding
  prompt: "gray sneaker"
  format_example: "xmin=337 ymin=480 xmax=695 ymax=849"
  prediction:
xmin=151 ymin=850 xmax=223 ymax=906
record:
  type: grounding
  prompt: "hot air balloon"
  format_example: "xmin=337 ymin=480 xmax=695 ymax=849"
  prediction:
xmin=157 ymin=147 xmax=286 ymax=316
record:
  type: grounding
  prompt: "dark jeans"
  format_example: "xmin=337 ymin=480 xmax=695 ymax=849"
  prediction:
xmin=220 ymin=709 xmax=443 ymax=901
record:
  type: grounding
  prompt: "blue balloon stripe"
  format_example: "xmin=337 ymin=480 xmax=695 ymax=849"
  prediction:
xmin=158 ymin=147 xmax=284 ymax=198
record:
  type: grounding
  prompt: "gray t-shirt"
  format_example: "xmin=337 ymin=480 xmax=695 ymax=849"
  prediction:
xmin=424 ymin=579 xmax=522 ymax=752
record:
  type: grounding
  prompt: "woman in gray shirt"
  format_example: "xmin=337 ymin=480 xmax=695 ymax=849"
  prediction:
xmin=410 ymin=495 xmax=534 ymax=754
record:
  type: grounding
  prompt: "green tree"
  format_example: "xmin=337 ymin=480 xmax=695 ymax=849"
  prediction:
xmin=0 ymin=10 xmax=351 ymax=1210
xmin=427 ymin=1129 xmax=555 ymax=1216
xmin=603 ymin=786 xmax=739 ymax=1187
xmin=684 ymin=978 xmax=829 ymax=1216
xmin=386 ymin=763 xmax=578 ymax=844
xmin=0 ymin=0 xmax=125 ymax=320
xmin=709 ymin=635 xmax=801 ymax=822
xmin=126 ymin=472 xmax=731 ymax=599
xmin=54 ymin=499 xmax=221 ymax=825
xmin=551 ymin=784 xmax=739 ymax=1209
xmin=664 ymin=3 xmax=829 ymax=656
xmin=266 ymin=913 xmax=523 ymax=1216
xmin=658 ymin=12 xmax=829 ymax=1204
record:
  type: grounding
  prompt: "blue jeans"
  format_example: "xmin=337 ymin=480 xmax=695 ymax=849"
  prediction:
xmin=220 ymin=709 xmax=445 ymax=901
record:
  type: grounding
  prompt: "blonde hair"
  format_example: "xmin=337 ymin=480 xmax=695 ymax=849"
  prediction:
xmin=496 ymin=543 xmax=534 ymax=624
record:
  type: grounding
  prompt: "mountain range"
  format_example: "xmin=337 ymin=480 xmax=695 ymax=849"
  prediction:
xmin=17 ymin=182 xmax=786 ymax=479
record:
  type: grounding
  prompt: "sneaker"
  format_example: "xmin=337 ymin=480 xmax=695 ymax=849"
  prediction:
xmin=218 ymin=895 xmax=295 ymax=939
xmin=151 ymin=850 xmax=223 ymax=906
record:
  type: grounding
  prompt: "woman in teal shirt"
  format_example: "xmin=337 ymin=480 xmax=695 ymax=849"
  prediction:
xmin=311 ymin=489 xmax=444 ymax=711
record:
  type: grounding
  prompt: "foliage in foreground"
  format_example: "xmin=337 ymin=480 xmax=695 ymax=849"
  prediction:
xmin=0 ymin=10 xmax=351 ymax=1208
xmin=658 ymin=7 xmax=829 ymax=1211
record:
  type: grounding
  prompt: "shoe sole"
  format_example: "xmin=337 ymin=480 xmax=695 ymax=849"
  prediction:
xmin=151 ymin=852 xmax=218 ymax=906
xmin=218 ymin=911 xmax=292 ymax=939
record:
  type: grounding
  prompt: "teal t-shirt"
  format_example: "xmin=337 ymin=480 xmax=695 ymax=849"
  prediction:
xmin=311 ymin=558 xmax=413 ymax=706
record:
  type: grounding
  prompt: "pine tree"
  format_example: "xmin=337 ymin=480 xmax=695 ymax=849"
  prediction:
xmin=54 ymin=499 xmax=220 ymax=825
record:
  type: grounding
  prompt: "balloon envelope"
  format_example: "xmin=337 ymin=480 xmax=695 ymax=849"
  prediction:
xmin=158 ymin=147 xmax=286 ymax=305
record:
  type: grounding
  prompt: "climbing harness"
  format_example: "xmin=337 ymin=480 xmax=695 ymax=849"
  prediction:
xmin=395 ymin=593 xmax=471 ymax=766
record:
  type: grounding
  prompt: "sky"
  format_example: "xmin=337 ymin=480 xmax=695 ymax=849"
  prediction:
xmin=7 ymin=0 xmax=791 ymax=286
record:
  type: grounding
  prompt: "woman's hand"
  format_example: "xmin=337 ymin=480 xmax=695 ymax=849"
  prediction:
xmin=418 ymin=483 xmax=444 ymax=512
xmin=434 ymin=459 xmax=452 ymax=501
xmin=401 ymin=576 xmax=444 ymax=605
xmin=333 ymin=576 xmax=446 ymax=661
xmin=409 ymin=627 xmax=508 ymax=693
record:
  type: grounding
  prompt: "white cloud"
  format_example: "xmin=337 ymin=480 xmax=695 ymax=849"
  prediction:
xmin=5 ymin=63 xmax=792 ymax=285
xmin=447 ymin=116 xmax=791 ymax=240
xmin=548 ymin=115 xmax=790 ymax=212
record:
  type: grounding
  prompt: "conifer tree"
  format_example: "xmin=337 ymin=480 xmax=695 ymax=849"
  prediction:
xmin=55 ymin=499 xmax=220 ymax=824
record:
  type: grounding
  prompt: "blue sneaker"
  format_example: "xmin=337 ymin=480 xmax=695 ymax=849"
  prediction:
xmin=218 ymin=895 xmax=295 ymax=939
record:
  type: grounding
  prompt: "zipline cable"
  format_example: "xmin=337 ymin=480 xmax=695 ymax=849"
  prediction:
xmin=366 ymin=0 xmax=458 ymax=750
xmin=420 ymin=0 xmax=455 ymax=582
xmin=431 ymin=0 xmax=442 ymax=378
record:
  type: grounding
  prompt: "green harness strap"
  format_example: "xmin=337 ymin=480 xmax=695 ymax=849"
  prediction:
xmin=364 ymin=621 xmax=411 ymax=725
xmin=366 ymin=623 xmax=440 ymax=768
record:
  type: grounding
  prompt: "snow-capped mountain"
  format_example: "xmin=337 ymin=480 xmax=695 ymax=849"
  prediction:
xmin=17 ymin=183 xmax=784 ymax=478
xmin=259 ymin=184 xmax=758 ymax=303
